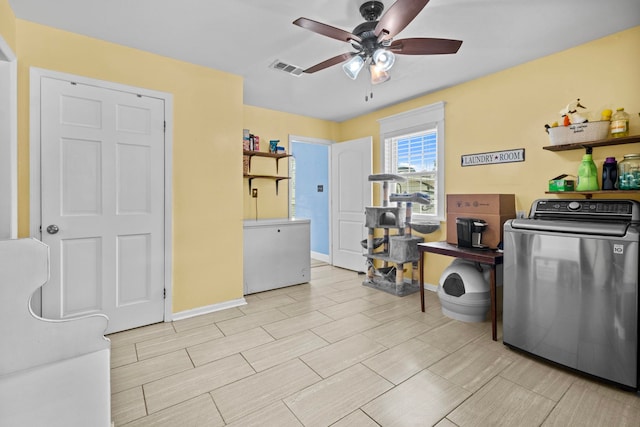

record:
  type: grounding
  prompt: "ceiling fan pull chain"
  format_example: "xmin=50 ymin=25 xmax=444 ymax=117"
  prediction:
xmin=364 ymin=78 xmax=374 ymax=102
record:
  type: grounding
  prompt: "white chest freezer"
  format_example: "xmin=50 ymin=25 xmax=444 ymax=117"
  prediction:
xmin=243 ymin=218 xmax=311 ymax=294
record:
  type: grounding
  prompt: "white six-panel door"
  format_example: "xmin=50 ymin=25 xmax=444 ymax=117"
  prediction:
xmin=40 ymin=77 xmax=165 ymax=333
xmin=331 ymin=137 xmax=372 ymax=272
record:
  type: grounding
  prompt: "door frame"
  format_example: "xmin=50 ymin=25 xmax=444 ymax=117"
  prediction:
xmin=288 ymin=134 xmax=333 ymax=264
xmin=29 ymin=67 xmax=174 ymax=322
xmin=0 ymin=35 xmax=17 ymax=239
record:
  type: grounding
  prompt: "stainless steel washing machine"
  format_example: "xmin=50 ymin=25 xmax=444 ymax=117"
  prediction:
xmin=503 ymin=199 xmax=639 ymax=390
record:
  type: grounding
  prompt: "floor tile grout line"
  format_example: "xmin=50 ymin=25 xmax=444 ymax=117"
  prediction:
xmin=122 ymin=391 xmax=222 ymax=426
xmin=346 ymin=363 xmax=396 ymax=422
xmin=495 ymin=373 xmax=562 ymax=404
xmin=110 ymin=265 xmax=640 ymax=426
xmin=140 ymin=383 xmax=150 ymax=423
xmin=432 ymin=368 xmax=480 ymax=425
xmin=295 ymin=355 xmax=324 ymax=380
xmin=110 ymin=348 xmax=195 ymax=396
xmin=205 ymin=392 xmax=226 ymax=426
xmin=207 ymin=356 xmax=312 ymax=425
xmin=144 ymin=360 xmax=259 ymax=421
xmin=258 ymin=324 xmax=279 ymax=341
xmin=280 ymin=395 xmax=310 ymax=427
xmin=134 ymin=325 xmax=228 ymax=362
xmin=183 ymin=343 xmax=196 ymax=369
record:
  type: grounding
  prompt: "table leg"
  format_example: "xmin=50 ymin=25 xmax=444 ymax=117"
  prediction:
xmin=490 ymin=265 xmax=497 ymax=341
xmin=419 ymin=251 xmax=425 ymax=312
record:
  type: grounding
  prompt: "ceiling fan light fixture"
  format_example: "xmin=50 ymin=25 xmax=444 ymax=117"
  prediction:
xmin=342 ymin=55 xmax=365 ymax=79
xmin=369 ymin=64 xmax=390 ymax=85
xmin=373 ymin=48 xmax=395 ymax=72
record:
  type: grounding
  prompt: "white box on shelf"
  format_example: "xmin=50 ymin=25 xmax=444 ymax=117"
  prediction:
xmin=547 ymin=121 xmax=609 ymax=145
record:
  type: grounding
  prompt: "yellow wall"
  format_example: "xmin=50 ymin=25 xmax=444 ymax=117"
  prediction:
xmin=242 ymin=105 xmax=338 ymax=219
xmin=0 ymin=0 xmax=15 ymax=51
xmin=7 ymin=0 xmax=640 ymax=312
xmin=14 ymin=19 xmax=245 ymax=313
xmin=339 ymin=26 xmax=640 ymax=285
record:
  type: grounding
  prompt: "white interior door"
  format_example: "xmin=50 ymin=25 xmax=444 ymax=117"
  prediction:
xmin=40 ymin=77 xmax=165 ymax=334
xmin=331 ymin=137 xmax=372 ymax=272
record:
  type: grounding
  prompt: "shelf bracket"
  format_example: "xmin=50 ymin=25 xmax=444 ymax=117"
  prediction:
xmin=247 ymin=177 xmax=255 ymax=195
xmin=275 ymin=177 xmax=287 ymax=195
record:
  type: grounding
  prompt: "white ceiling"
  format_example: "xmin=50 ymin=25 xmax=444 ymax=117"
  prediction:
xmin=9 ymin=0 xmax=640 ymax=122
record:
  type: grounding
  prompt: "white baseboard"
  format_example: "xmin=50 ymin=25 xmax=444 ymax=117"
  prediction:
xmin=170 ymin=298 xmax=247 ymax=322
xmin=311 ymin=251 xmax=329 ymax=263
xmin=424 ymin=283 xmax=438 ymax=292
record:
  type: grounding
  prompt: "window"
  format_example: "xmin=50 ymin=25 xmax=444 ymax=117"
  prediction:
xmin=379 ymin=102 xmax=445 ymax=220
xmin=384 ymin=130 xmax=437 ymax=215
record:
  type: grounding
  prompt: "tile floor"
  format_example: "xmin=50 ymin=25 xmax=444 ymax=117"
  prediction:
xmin=109 ymin=264 xmax=640 ymax=426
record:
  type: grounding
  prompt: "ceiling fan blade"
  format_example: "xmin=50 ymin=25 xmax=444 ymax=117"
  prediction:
xmin=303 ymin=52 xmax=357 ymax=74
xmin=293 ymin=18 xmax=361 ymax=44
xmin=375 ymin=0 xmax=430 ymax=41
xmin=389 ymin=38 xmax=462 ymax=55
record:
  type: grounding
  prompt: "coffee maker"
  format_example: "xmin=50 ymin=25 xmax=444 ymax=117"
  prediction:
xmin=456 ymin=217 xmax=488 ymax=248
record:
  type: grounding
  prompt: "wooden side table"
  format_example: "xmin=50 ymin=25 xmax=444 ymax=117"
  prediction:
xmin=418 ymin=241 xmax=504 ymax=341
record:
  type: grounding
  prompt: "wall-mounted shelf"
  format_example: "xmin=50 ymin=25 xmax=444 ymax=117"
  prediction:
xmin=543 ymin=134 xmax=640 ymax=198
xmin=243 ymin=150 xmax=292 ymax=195
xmin=243 ymin=150 xmax=291 ymax=173
xmin=244 ymin=174 xmax=290 ymax=195
xmin=542 ymin=134 xmax=640 ymax=152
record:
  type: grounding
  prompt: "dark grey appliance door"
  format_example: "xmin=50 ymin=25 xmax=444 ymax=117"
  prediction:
xmin=503 ymin=223 xmax=638 ymax=388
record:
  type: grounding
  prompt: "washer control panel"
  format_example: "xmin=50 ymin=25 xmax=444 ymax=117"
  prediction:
xmin=531 ymin=199 xmax=640 ymax=221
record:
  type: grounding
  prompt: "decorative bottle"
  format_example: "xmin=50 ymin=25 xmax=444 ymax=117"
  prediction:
xmin=602 ymin=157 xmax=617 ymax=190
xmin=610 ymin=108 xmax=630 ymax=138
xmin=576 ymin=147 xmax=599 ymax=192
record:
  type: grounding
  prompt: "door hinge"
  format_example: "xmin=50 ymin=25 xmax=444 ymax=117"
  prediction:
xmin=163 ymin=121 xmax=166 ymax=132
xmin=163 ymin=288 xmax=166 ymax=299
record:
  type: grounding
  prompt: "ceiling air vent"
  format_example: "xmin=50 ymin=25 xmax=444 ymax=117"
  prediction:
xmin=269 ymin=60 xmax=304 ymax=77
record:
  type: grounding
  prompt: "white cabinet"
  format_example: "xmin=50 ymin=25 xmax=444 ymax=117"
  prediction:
xmin=0 ymin=239 xmax=111 ymax=427
xmin=243 ymin=218 xmax=311 ymax=294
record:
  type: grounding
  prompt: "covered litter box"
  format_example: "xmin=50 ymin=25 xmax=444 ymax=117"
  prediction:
xmin=437 ymin=259 xmax=490 ymax=322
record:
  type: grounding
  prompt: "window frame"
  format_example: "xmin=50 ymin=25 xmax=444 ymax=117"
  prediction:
xmin=378 ymin=101 xmax=446 ymax=221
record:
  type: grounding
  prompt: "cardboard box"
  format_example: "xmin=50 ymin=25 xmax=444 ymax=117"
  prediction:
xmin=548 ymin=174 xmax=575 ymax=192
xmin=446 ymin=194 xmax=516 ymax=249
xmin=447 ymin=194 xmax=516 ymax=216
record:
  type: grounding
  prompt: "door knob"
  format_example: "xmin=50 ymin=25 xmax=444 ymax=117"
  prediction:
xmin=46 ymin=224 xmax=59 ymax=234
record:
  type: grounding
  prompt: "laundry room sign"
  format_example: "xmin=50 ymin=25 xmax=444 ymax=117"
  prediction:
xmin=461 ymin=148 xmax=525 ymax=167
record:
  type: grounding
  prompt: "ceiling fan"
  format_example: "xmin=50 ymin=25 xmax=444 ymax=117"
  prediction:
xmin=293 ymin=0 xmax=462 ymax=85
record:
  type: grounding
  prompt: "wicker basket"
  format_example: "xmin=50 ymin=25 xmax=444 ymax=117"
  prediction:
xmin=548 ymin=121 xmax=610 ymax=146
